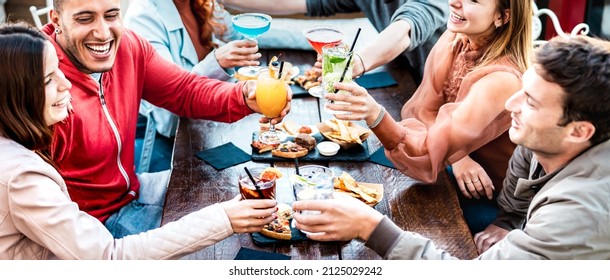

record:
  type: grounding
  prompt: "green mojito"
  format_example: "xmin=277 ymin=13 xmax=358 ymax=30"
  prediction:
xmin=322 ymin=43 xmax=353 ymax=93
xmin=322 ymin=43 xmax=353 ymax=114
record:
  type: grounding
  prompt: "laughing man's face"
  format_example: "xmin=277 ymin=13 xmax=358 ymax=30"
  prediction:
xmin=53 ymin=0 xmax=122 ymax=74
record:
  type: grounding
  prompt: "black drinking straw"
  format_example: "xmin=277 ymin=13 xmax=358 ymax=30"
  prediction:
xmin=277 ymin=60 xmax=285 ymax=80
xmin=244 ymin=167 xmax=265 ymax=198
xmin=294 ymin=157 xmax=300 ymax=175
xmin=334 ymin=28 xmax=361 ymax=93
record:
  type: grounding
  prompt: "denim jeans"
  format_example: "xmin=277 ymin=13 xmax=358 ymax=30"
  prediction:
xmin=104 ymin=170 xmax=170 ymax=238
xmin=446 ymin=166 xmax=498 ymax=235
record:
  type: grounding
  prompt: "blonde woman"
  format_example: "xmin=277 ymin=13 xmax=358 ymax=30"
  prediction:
xmin=325 ymin=0 xmax=532 ymax=233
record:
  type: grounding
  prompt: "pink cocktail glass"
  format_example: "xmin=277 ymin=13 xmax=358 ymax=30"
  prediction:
xmin=302 ymin=25 xmax=344 ymax=97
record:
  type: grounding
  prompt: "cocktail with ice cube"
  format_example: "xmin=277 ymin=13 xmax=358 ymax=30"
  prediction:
xmin=322 ymin=43 xmax=354 ymax=114
xmin=291 ymin=165 xmax=335 ymax=213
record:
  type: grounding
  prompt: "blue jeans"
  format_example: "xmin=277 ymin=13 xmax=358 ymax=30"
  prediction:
xmin=104 ymin=170 xmax=170 ymax=238
xmin=446 ymin=166 xmax=498 ymax=235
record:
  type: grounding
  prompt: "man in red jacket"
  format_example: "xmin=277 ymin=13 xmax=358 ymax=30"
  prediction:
xmin=46 ymin=0 xmax=291 ymax=237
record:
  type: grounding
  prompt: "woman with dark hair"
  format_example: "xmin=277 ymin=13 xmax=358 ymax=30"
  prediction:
xmin=0 ymin=22 xmax=276 ymax=259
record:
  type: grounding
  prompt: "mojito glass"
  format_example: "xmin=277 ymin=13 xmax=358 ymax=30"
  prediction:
xmin=322 ymin=43 xmax=353 ymax=115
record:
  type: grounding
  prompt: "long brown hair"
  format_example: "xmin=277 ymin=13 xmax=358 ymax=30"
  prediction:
xmin=478 ymin=0 xmax=533 ymax=73
xmin=0 ymin=22 xmax=56 ymax=166
xmin=191 ymin=0 xmax=227 ymax=53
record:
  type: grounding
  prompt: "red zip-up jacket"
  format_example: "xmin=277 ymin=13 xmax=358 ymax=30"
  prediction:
xmin=43 ymin=24 xmax=253 ymax=222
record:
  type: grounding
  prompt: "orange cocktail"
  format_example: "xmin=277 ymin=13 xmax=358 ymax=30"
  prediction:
xmin=256 ymin=69 xmax=288 ymax=144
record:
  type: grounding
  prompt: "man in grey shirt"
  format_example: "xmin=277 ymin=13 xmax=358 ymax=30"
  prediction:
xmin=223 ymin=0 xmax=449 ymax=83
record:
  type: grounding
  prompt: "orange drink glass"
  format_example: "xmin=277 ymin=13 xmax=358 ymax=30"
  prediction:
xmin=256 ymin=69 xmax=288 ymax=144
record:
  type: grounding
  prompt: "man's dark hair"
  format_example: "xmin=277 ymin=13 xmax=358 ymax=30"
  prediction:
xmin=535 ymin=36 xmax=610 ymax=144
xmin=53 ymin=0 xmax=64 ymax=12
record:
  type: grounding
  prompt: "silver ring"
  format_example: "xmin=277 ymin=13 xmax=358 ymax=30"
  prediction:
xmin=472 ymin=179 xmax=480 ymax=183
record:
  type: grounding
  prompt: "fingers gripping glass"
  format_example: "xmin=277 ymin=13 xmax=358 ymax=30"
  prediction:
xmin=232 ymin=13 xmax=272 ymax=78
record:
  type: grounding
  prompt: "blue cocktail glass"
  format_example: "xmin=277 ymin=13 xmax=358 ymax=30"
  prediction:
xmin=232 ymin=13 xmax=272 ymax=77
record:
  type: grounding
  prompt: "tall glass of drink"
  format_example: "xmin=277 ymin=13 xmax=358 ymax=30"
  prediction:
xmin=256 ymin=69 xmax=288 ymax=144
xmin=291 ymin=165 xmax=335 ymax=213
xmin=232 ymin=13 xmax=272 ymax=78
xmin=302 ymin=25 xmax=344 ymax=97
xmin=321 ymin=43 xmax=354 ymax=115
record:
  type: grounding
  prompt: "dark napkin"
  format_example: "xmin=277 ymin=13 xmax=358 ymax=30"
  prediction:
xmin=290 ymin=83 xmax=309 ymax=97
xmin=251 ymin=226 xmax=308 ymax=246
xmin=195 ymin=142 xmax=251 ymax=170
xmin=355 ymin=71 xmax=398 ymax=89
xmin=369 ymin=147 xmax=396 ymax=169
xmin=250 ymin=132 xmax=370 ymax=162
xmin=233 ymin=247 xmax=291 ymax=260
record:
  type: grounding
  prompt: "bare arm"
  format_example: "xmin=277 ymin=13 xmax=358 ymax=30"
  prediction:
xmin=354 ymin=20 xmax=412 ymax=76
xmin=221 ymin=0 xmax=307 ymax=15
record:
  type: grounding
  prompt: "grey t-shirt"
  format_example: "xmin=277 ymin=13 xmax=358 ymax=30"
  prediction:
xmin=305 ymin=0 xmax=449 ymax=83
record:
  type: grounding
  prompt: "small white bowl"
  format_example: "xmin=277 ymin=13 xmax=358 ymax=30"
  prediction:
xmin=317 ymin=141 xmax=340 ymax=156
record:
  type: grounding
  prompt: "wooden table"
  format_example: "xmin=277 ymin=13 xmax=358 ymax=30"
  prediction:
xmin=161 ymin=48 xmax=478 ymax=260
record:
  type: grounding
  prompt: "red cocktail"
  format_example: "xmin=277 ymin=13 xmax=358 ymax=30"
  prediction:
xmin=303 ymin=26 xmax=344 ymax=54
xmin=238 ymin=167 xmax=277 ymax=199
xmin=302 ymin=26 xmax=344 ymax=97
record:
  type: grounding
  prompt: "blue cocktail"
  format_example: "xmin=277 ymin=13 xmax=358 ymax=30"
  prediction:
xmin=232 ymin=13 xmax=272 ymax=77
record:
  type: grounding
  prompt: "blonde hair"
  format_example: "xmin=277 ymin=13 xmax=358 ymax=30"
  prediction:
xmin=478 ymin=0 xmax=533 ymax=73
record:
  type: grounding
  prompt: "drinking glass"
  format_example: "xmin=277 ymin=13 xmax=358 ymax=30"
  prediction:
xmin=232 ymin=13 xmax=272 ymax=78
xmin=291 ymin=165 xmax=335 ymax=214
xmin=302 ymin=25 xmax=344 ymax=97
xmin=322 ymin=43 xmax=354 ymax=115
xmin=238 ymin=167 xmax=276 ymax=200
xmin=256 ymin=69 xmax=288 ymax=144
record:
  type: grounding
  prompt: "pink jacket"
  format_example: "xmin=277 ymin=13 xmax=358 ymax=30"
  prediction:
xmin=42 ymin=24 xmax=252 ymax=221
xmin=0 ymin=137 xmax=233 ymax=259
xmin=374 ymin=31 xmax=521 ymax=187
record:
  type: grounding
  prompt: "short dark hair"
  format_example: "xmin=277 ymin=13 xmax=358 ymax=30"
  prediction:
xmin=535 ymin=36 xmax=610 ymax=145
xmin=0 ymin=22 xmax=54 ymax=157
xmin=53 ymin=0 xmax=64 ymax=12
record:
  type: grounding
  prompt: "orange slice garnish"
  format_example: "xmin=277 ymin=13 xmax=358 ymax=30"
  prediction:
xmin=261 ymin=167 xmax=283 ymax=181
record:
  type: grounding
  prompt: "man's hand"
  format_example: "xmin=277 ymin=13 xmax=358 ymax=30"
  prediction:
xmin=242 ymin=80 xmax=293 ymax=125
xmin=474 ymin=224 xmax=509 ymax=253
xmin=220 ymin=195 xmax=277 ymax=233
xmin=292 ymin=193 xmax=384 ymax=242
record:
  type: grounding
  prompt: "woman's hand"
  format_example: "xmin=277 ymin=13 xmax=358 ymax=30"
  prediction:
xmin=451 ymin=156 xmax=494 ymax=199
xmin=323 ymin=82 xmax=382 ymax=125
xmin=215 ymin=39 xmax=262 ymax=69
xmin=219 ymin=195 xmax=278 ymax=233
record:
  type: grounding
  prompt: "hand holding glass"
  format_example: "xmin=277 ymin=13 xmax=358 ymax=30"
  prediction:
xmin=256 ymin=69 xmax=288 ymax=144
xmin=232 ymin=13 xmax=272 ymax=78
xmin=291 ymin=165 xmax=335 ymax=214
xmin=322 ymin=43 xmax=354 ymax=115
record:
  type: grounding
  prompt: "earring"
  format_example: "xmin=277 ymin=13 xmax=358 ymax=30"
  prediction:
xmin=55 ymin=28 xmax=62 ymax=34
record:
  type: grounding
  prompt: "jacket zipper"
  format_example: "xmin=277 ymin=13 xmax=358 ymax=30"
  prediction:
xmin=98 ymin=75 xmax=132 ymax=192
